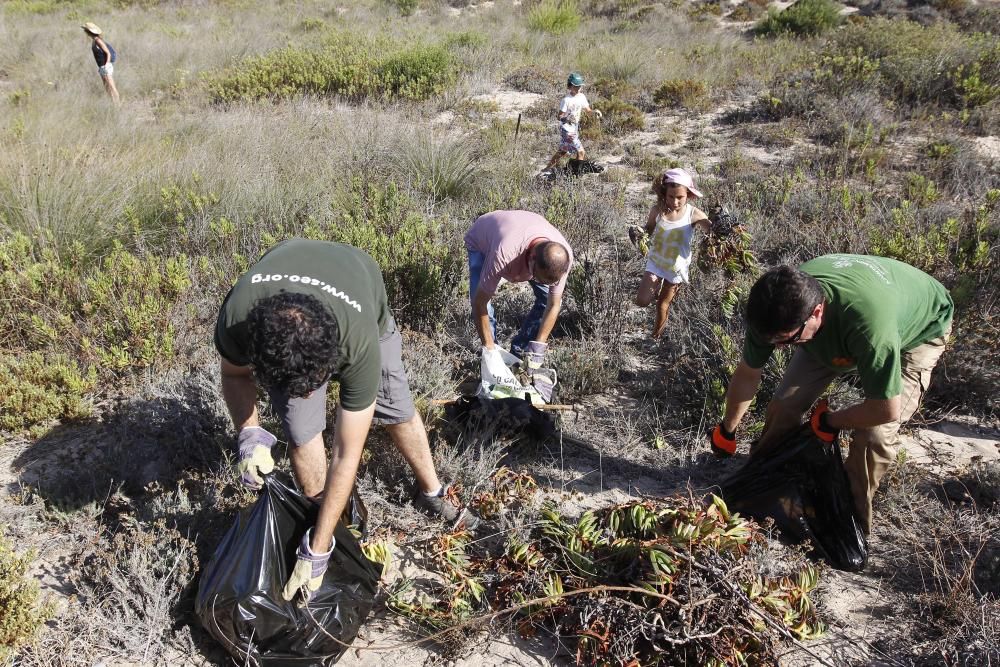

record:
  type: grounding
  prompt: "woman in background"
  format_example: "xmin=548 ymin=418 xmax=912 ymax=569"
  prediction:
xmin=82 ymin=22 xmax=119 ymax=105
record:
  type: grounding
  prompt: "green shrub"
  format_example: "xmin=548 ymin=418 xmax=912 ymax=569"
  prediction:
xmin=0 ymin=353 xmax=96 ymax=434
xmin=308 ymin=180 xmax=462 ymax=331
xmin=0 ymin=531 xmax=54 ymax=660
xmin=84 ymin=244 xmax=192 ymax=371
xmin=299 ymin=17 xmax=326 ymax=32
xmin=209 ymin=34 xmax=458 ymax=103
xmin=653 ymin=79 xmax=709 ymax=109
xmin=823 ymin=19 xmax=1000 ymax=108
xmin=527 ymin=0 xmax=582 ymax=34
xmin=0 ymin=234 xmax=192 ymax=374
xmin=756 ymin=0 xmax=843 ymax=37
xmin=395 ymin=0 xmax=418 ymax=16
xmin=868 ymin=198 xmax=993 ymax=285
xmin=585 ymin=98 xmax=644 ymax=138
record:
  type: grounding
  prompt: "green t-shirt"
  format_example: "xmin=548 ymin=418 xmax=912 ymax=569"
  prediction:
xmin=743 ymin=254 xmax=954 ymax=399
xmin=214 ymin=239 xmax=391 ymax=411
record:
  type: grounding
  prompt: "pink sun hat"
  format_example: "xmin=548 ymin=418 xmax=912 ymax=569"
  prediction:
xmin=662 ymin=168 xmax=703 ymax=198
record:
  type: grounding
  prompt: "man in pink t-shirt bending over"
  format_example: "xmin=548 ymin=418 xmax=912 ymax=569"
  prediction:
xmin=464 ymin=210 xmax=574 ymax=390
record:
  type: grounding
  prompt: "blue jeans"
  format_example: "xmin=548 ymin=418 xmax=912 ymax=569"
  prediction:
xmin=468 ymin=250 xmax=496 ymax=341
xmin=468 ymin=251 xmax=549 ymax=352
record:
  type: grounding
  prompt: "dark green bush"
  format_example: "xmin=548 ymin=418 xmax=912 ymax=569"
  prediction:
xmin=756 ymin=0 xmax=843 ymax=37
xmin=210 ymin=34 xmax=458 ymax=103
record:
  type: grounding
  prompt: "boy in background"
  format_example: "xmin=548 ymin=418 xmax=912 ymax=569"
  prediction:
xmin=541 ymin=72 xmax=601 ymax=177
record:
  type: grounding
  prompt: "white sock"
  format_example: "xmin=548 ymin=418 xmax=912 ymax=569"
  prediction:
xmin=423 ymin=485 xmax=443 ymax=498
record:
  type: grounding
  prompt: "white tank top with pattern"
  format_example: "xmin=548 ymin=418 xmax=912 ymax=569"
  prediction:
xmin=646 ymin=204 xmax=695 ymax=284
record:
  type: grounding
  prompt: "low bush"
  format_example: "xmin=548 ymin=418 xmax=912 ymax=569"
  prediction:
xmin=395 ymin=0 xmax=419 ymax=16
xmin=0 ymin=531 xmax=54 ymax=661
xmin=0 ymin=353 xmax=96 ymax=435
xmin=0 ymin=234 xmax=192 ymax=380
xmin=825 ymin=19 xmax=1000 ymax=109
xmin=308 ymin=179 xmax=463 ymax=332
xmin=526 ymin=0 xmax=582 ymax=34
xmin=756 ymin=0 xmax=843 ymax=37
xmin=653 ymin=79 xmax=709 ymax=110
xmin=209 ymin=34 xmax=458 ymax=103
xmin=399 ymin=134 xmax=480 ymax=203
xmin=585 ymin=97 xmax=644 ymax=139
xmin=868 ymin=194 xmax=995 ymax=291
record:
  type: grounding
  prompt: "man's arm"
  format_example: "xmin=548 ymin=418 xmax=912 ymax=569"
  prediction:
xmin=826 ymin=396 xmax=901 ymax=430
xmin=473 ymin=288 xmax=496 ymax=348
xmin=220 ymin=358 xmax=259 ymax=429
xmin=309 ymin=402 xmax=376 ymax=553
xmin=534 ymin=292 xmax=563 ymax=344
xmin=721 ymin=361 xmax=764 ymax=433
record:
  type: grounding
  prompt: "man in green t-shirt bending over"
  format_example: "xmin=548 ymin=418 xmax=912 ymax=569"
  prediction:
xmin=215 ymin=239 xmax=475 ymax=604
xmin=708 ymin=254 xmax=954 ymax=533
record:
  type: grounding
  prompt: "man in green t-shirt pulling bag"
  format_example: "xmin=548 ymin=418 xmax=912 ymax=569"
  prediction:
xmin=709 ymin=254 xmax=954 ymax=533
xmin=215 ymin=239 xmax=476 ymax=604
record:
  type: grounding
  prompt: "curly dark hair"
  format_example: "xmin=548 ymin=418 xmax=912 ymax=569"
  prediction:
xmin=246 ymin=292 xmax=340 ymax=398
xmin=746 ymin=265 xmax=825 ymax=339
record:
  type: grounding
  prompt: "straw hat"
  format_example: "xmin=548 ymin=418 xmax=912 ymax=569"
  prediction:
xmin=81 ymin=22 xmax=103 ymax=36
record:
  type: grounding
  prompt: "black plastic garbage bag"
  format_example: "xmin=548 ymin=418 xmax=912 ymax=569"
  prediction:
xmin=719 ymin=424 xmax=868 ymax=572
xmin=196 ymin=474 xmax=381 ymax=666
xmin=442 ymin=395 xmax=557 ymax=448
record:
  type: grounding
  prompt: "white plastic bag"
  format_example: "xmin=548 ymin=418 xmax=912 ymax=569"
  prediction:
xmin=478 ymin=347 xmax=553 ymax=405
xmin=480 ymin=346 xmax=520 ymax=393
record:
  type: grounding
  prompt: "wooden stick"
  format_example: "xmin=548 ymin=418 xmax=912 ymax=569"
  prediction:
xmin=429 ymin=398 xmax=577 ymax=412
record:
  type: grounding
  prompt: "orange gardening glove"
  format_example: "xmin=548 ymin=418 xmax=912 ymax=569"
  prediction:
xmin=809 ymin=399 xmax=839 ymax=443
xmin=709 ymin=424 xmax=737 ymax=457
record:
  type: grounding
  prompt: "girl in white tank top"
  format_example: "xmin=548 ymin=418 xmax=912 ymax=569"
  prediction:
xmin=634 ymin=168 xmax=711 ymax=339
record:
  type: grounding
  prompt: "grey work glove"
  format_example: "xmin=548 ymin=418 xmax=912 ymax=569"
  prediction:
xmin=531 ymin=368 xmax=557 ymax=403
xmin=237 ymin=426 xmax=276 ymax=490
xmin=524 ymin=340 xmax=548 ymax=371
xmin=281 ymin=528 xmax=334 ymax=604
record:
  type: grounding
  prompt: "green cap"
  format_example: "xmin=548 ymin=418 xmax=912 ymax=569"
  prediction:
xmin=567 ymin=72 xmax=584 ymax=87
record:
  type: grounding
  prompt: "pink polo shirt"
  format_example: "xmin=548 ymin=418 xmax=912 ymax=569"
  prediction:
xmin=464 ymin=210 xmax=574 ymax=297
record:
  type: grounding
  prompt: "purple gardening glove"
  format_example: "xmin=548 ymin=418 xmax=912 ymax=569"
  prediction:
xmin=531 ymin=368 xmax=557 ymax=403
xmin=281 ymin=528 xmax=334 ymax=604
xmin=524 ymin=340 xmax=548 ymax=371
xmin=237 ymin=426 xmax=277 ymax=490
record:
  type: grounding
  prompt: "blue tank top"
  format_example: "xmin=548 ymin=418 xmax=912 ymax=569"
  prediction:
xmin=92 ymin=41 xmax=116 ymax=67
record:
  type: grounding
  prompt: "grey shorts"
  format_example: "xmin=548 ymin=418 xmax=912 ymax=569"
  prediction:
xmin=267 ymin=317 xmax=417 ymax=445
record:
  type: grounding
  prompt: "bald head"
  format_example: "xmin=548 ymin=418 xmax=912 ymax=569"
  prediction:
xmin=533 ymin=241 xmax=571 ymax=285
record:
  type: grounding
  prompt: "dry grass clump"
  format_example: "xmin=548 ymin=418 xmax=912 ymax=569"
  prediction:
xmin=874 ymin=457 xmax=1000 ymax=664
xmin=16 ymin=520 xmax=201 ymax=666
